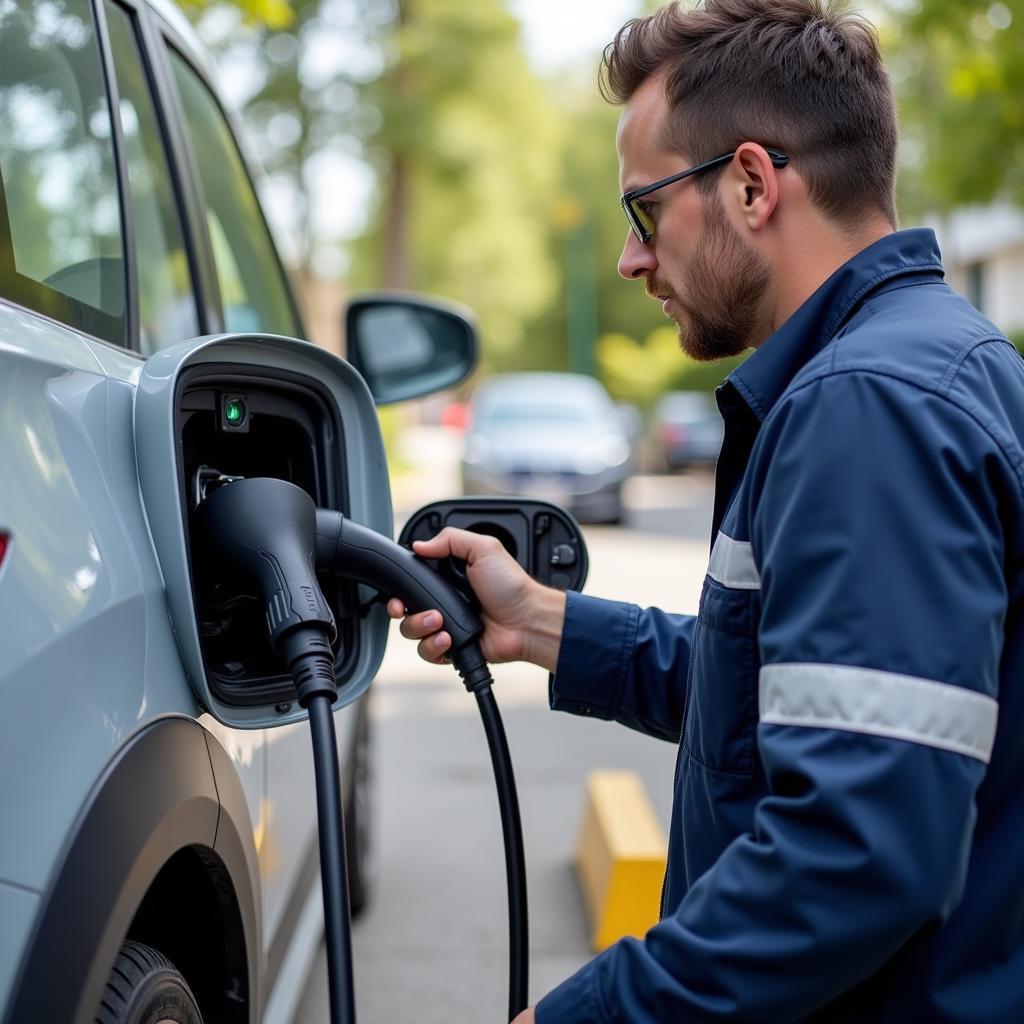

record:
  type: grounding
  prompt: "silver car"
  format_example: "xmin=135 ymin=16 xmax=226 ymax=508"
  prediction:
xmin=461 ymin=373 xmax=632 ymax=524
xmin=652 ymin=390 xmax=724 ymax=469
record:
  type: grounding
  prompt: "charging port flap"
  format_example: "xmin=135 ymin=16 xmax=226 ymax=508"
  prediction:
xmin=398 ymin=498 xmax=589 ymax=606
xmin=135 ymin=332 xmax=393 ymax=729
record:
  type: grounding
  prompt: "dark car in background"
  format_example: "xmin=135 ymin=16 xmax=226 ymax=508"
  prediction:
xmin=460 ymin=372 xmax=632 ymax=523
xmin=652 ymin=390 xmax=724 ymax=470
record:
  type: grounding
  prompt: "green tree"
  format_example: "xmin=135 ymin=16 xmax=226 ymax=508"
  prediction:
xmin=180 ymin=0 xmax=293 ymax=29
xmin=883 ymin=0 xmax=1024 ymax=217
xmin=597 ymin=325 xmax=744 ymax=409
xmin=193 ymin=0 xmax=394 ymax=282
xmin=350 ymin=0 xmax=565 ymax=370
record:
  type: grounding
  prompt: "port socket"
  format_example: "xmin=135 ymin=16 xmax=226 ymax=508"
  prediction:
xmin=176 ymin=364 xmax=360 ymax=707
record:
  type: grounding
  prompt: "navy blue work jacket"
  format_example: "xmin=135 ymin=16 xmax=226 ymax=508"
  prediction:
xmin=537 ymin=229 xmax=1024 ymax=1022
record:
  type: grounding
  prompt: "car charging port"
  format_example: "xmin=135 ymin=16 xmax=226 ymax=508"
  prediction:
xmin=192 ymin=465 xmax=246 ymax=510
xmin=175 ymin=365 xmax=360 ymax=708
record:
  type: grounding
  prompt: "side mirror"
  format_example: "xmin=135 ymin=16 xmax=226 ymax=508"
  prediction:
xmin=345 ymin=291 xmax=478 ymax=405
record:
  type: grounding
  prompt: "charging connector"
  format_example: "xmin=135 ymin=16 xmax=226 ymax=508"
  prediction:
xmin=197 ymin=478 xmax=529 ymax=1023
xmin=194 ymin=478 xmax=354 ymax=1024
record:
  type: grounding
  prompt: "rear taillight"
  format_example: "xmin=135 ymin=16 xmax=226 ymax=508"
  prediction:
xmin=0 ymin=533 xmax=8 ymax=569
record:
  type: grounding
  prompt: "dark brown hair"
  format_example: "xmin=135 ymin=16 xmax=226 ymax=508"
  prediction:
xmin=601 ymin=0 xmax=897 ymax=226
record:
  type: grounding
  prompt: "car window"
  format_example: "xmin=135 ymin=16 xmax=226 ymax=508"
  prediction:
xmin=0 ymin=0 xmax=125 ymax=344
xmin=168 ymin=51 xmax=299 ymax=337
xmin=105 ymin=0 xmax=198 ymax=355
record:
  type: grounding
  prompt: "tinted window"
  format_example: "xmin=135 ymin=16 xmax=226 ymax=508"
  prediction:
xmin=105 ymin=1 xmax=198 ymax=354
xmin=0 ymin=0 xmax=125 ymax=344
xmin=169 ymin=52 xmax=298 ymax=337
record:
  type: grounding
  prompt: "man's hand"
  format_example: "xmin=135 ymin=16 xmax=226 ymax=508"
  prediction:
xmin=386 ymin=527 xmax=566 ymax=671
xmin=511 ymin=1008 xmax=535 ymax=1024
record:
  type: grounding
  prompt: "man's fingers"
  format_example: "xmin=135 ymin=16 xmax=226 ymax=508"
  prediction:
xmin=416 ymin=631 xmax=451 ymax=663
xmin=398 ymin=609 xmax=443 ymax=641
xmin=412 ymin=527 xmax=502 ymax=563
xmin=386 ymin=598 xmax=406 ymax=619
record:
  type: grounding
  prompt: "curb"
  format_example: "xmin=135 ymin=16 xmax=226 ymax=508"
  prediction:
xmin=574 ymin=770 xmax=667 ymax=951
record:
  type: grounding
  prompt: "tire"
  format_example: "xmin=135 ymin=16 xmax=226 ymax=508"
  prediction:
xmin=95 ymin=941 xmax=202 ymax=1024
xmin=345 ymin=694 xmax=374 ymax=917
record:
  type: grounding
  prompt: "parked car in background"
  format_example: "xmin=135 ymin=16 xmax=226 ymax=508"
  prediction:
xmin=460 ymin=373 xmax=632 ymax=524
xmin=652 ymin=390 xmax=724 ymax=470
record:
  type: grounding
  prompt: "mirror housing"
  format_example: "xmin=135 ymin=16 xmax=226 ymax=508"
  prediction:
xmin=345 ymin=291 xmax=478 ymax=405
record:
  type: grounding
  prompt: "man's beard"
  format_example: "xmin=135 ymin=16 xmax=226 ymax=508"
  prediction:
xmin=650 ymin=194 xmax=771 ymax=362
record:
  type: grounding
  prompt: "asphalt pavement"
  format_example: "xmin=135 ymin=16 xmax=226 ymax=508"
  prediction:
xmin=292 ymin=458 xmax=715 ymax=1022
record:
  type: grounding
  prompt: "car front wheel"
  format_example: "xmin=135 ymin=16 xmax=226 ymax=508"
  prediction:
xmin=96 ymin=941 xmax=202 ymax=1024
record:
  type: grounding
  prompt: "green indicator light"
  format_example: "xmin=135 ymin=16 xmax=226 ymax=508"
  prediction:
xmin=225 ymin=398 xmax=245 ymax=425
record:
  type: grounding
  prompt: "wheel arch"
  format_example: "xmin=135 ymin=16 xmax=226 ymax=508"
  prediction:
xmin=3 ymin=716 xmax=260 ymax=1024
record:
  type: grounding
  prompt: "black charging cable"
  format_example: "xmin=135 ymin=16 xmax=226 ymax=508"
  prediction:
xmin=315 ymin=509 xmax=529 ymax=1021
xmin=474 ymin=681 xmax=529 ymax=1019
xmin=285 ymin=627 xmax=357 ymax=1024
xmin=196 ymin=478 xmax=530 ymax=1023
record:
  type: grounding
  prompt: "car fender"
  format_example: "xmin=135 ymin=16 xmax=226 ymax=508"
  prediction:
xmin=3 ymin=715 xmax=259 ymax=1024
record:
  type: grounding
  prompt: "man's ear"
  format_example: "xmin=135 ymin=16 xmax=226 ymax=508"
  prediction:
xmin=726 ymin=143 xmax=781 ymax=231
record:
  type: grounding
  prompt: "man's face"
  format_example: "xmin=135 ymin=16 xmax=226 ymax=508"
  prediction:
xmin=616 ymin=75 xmax=771 ymax=361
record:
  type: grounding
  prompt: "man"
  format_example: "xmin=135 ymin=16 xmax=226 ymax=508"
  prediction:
xmin=390 ymin=1 xmax=1024 ymax=1019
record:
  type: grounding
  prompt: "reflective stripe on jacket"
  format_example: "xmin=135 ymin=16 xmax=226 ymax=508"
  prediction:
xmin=538 ymin=229 xmax=1024 ymax=1022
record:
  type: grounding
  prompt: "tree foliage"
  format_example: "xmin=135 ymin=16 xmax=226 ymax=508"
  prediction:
xmin=597 ymin=326 xmax=743 ymax=409
xmin=179 ymin=0 xmax=294 ymax=29
xmin=524 ymin=81 xmax=669 ymax=369
xmin=191 ymin=0 xmax=394 ymax=280
xmin=883 ymin=0 xmax=1024 ymax=216
xmin=351 ymin=0 xmax=565 ymax=369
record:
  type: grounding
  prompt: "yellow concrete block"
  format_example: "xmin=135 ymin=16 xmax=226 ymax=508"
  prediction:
xmin=574 ymin=770 xmax=668 ymax=951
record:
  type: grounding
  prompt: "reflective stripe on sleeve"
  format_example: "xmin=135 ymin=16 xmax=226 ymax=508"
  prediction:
xmin=708 ymin=532 xmax=761 ymax=590
xmin=759 ymin=663 xmax=998 ymax=763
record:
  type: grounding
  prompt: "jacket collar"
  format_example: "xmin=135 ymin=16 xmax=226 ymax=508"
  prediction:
xmin=720 ymin=227 xmax=945 ymax=423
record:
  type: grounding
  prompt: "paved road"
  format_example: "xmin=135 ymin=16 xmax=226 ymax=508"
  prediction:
xmin=294 ymin=470 xmax=714 ymax=1022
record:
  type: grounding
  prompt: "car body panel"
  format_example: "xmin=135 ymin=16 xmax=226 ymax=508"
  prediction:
xmin=2 ymin=717 xmax=249 ymax=1024
xmin=0 ymin=303 xmax=201 ymax=892
xmin=263 ymin=721 xmax=319 ymax=941
xmin=0 ymin=884 xmax=37 ymax=1014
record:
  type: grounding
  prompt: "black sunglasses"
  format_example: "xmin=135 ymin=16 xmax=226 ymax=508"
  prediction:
xmin=620 ymin=147 xmax=790 ymax=244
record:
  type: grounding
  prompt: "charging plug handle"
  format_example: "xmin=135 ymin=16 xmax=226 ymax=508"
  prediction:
xmin=315 ymin=509 xmax=491 ymax=691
